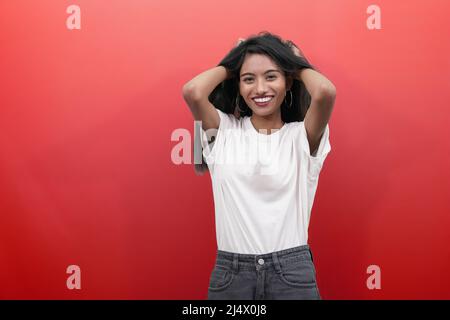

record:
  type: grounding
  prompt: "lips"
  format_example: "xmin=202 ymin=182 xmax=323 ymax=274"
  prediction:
xmin=252 ymin=95 xmax=274 ymax=107
xmin=252 ymin=95 xmax=274 ymax=102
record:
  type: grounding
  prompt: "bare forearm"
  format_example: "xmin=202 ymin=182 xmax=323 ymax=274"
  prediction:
xmin=297 ymin=68 xmax=336 ymax=98
xmin=183 ymin=66 xmax=229 ymax=100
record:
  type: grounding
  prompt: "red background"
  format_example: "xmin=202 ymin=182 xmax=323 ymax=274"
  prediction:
xmin=1 ymin=0 xmax=449 ymax=299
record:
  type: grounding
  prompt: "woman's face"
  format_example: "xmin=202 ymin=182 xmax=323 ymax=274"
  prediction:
xmin=239 ymin=53 xmax=292 ymax=117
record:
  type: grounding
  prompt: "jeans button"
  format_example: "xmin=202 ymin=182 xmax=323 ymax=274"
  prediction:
xmin=258 ymin=258 xmax=264 ymax=265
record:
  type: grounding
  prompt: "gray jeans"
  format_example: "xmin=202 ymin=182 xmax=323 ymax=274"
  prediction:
xmin=207 ymin=245 xmax=321 ymax=300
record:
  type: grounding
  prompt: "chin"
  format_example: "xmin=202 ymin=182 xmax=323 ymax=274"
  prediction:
xmin=250 ymin=104 xmax=280 ymax=116
xmin=251 ymin=108 xmax=273 ymax=116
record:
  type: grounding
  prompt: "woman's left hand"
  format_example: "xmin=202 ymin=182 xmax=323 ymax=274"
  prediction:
xmin=285 ymin=40 xmax=306 ymax=59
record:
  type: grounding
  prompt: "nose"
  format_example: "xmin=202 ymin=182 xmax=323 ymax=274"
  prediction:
xmin=255 ymin=79 xmax=268 ymax=96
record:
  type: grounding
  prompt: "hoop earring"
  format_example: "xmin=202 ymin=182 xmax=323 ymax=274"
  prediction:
xmin=235 ymin=94 xmax=246 ymax=112
xmin=284 ymin=90 xmax=293 ymax=108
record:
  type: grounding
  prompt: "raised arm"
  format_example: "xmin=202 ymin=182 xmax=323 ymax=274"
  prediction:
xmin=182 ymin=66 xmax=230 ymax=132
xmin=285 ymin=40 xmax=336 ymax=156
xmin=298 ymin=68 xmax=336 ymax=156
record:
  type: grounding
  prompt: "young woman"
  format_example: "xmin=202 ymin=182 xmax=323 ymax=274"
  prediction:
xmin=182 ymin=32 xmax=336 ymax=300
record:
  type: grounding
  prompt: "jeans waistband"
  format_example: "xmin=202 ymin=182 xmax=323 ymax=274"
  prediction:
xmin=215 ymin=245 xmax=314 ymax=273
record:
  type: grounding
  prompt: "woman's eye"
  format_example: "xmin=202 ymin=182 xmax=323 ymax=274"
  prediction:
xmin=244 ymin=76 xmax=275 ymax=82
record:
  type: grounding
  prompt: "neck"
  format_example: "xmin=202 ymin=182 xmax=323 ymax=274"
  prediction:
xmin=250 ymin=113 xmax=284 ymax=135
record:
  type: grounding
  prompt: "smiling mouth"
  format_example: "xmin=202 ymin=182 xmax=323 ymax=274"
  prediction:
xmin=252 ymin=96 xmax=274 ymax=106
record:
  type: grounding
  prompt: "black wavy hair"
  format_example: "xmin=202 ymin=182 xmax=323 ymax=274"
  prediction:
xmin=195 ymin=31 xmax=317 ymax=175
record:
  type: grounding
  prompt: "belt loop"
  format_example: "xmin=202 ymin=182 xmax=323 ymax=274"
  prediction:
xmin=271 ymin=252 xmax=282 ymax=274
xmin=232 ymin=253 xmax=239 ymax=274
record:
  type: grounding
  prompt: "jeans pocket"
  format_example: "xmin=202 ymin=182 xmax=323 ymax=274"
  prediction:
xmin=208 ymin=264 xmax=234 ymax=292
xmin=277 ymin=259 xmax=317 ymax=288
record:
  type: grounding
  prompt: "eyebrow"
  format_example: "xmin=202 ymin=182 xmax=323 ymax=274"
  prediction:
xmin=240 ymin=69 xmax=281 ymax=78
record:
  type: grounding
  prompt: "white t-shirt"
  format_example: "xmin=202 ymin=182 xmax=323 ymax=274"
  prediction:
xmin=200 ymin=109 xmax=331 ymax=254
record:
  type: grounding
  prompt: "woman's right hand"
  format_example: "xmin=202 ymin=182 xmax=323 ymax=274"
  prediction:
xmin=223 ymin=38 xmax=245 ymax=79
xmin=235 ymin=38 xmax=246 ymax=48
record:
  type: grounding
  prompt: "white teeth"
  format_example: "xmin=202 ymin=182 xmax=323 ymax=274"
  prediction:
xmin=254 ymin=96 xmax=273 ymax=103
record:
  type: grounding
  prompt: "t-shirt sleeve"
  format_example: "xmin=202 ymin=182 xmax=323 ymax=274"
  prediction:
xmin=298 ymin=121 xmax=332 ymax=177
xmin=199 ymin=108 xmax=234 ymax=163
